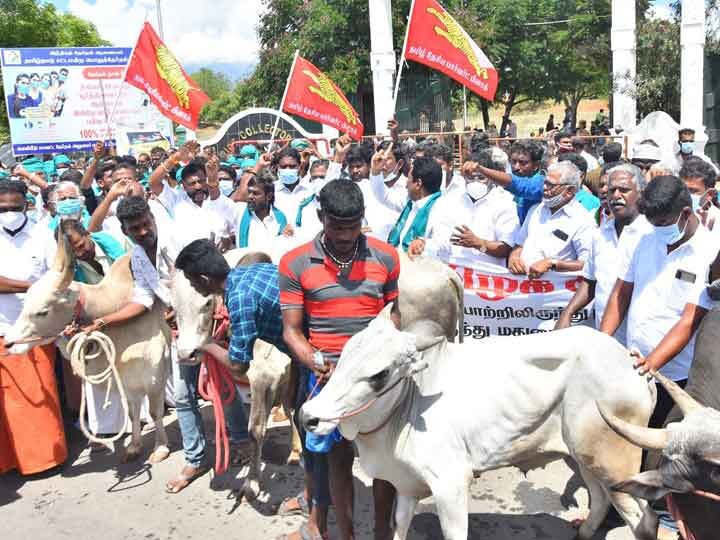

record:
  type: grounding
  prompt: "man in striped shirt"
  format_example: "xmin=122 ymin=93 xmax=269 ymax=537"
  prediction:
xmin=279 ymin=179 xmax=400 ymax=540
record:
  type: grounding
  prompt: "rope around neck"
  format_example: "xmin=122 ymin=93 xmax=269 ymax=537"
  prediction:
xmin=67 ymin=331 xmax=129 ymax=447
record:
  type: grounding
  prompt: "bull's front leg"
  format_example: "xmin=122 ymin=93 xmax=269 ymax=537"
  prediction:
xmin=244 ymin=378 xmax=272 ymax=500
xmin=281 ymin=390 xmax=301 ymax=465
xmin=122 ymin=395 xmax=143 ymax=462
xmin=392 ymin=494 xmax=418 ymax=540
xmin=428 ymin=467 xmax=472 ymax=540
xmin=148 ymin=385 xmax=170 ymax=464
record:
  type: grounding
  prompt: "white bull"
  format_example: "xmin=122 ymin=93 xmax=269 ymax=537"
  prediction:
xmin=300 ymin=310 xmax=659 ymax=540
xmin=169 ymin=249 xmax=301 ymax=500
xmin=5 ymin=235 xmax=171 ymax=464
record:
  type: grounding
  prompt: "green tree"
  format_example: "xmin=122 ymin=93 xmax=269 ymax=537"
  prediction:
xmin=635 ymin=17 xmax=681 ymax=120
xmin=190 ymin=68 xmax=232 ymax=101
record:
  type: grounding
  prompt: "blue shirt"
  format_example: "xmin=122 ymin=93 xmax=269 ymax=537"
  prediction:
xmin=575 ymin=190 xmax=601 ymax=212
xmin=507 ymin=171 xmax=545 ymax=224
xmin=225 ymin=263 xmax=287 ymax=364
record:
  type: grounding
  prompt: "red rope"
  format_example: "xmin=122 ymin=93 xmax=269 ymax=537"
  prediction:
xmin=197 ymin=303 xmax=236 ymax=475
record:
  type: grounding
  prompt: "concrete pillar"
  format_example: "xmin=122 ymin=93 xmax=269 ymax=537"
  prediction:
xmin=681 ymin=0 xmax=707 ymax=141
xmin=369 ymin=0 xmax=396 ymax=135
xmin=611 ymin=0 xmax=637 ymax=131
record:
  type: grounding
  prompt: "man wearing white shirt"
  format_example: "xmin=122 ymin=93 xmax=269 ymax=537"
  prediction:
xmin=600 ymin=175 xmax=719 ymax=432
xmin=679 ymin=157 xmax=720 ymax=236
xmin=381 ymin=156 xmax=445 ymax=257
xmin=149 ymin=146 xmax=235 ymax=249
xmin=429 ymin=143 xmax=464 ymax=196
xmin=660 ymin=127 xmax=719 ymax=175
xmin=271 ymin=146 xmax=313 ymax=221
xmin=288 ymin=160 xmax=329 ymax=249
xmin=432 ymin=149 xmax=519 ymax=267
xmin=235 ymin=172 xmax=289 ymax=253
xmin=556 ymin=164 xmax=651 ymax=342
xmin=509 ymin=161 xmax=595 ymax=278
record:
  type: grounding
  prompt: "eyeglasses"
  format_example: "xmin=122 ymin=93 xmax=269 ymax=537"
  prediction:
xmin=543 ymin=181 xmax=572 ymax=188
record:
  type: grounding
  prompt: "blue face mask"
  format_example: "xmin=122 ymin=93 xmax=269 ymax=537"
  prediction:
xmin=278 ymin=168 xmax=299 ymax=186
xmin=30 ymin=80 xmax=40 ymax=89
xmin=219 ymin=179 xmax=234 ymax=197
xmin=17 ymin=83 xmax=29 ymax=95
xmin=41 ymin=80 xmax=50 ymax=89
xmin=59 ymin=74 xmax=67 ymax=83
xmin=654 ymin=213 xmax=687 ymax=245
xmin=680 ymin=141 xmax=694 ymax=155
xmin=55 ymin=198 xmax=83 ymax=217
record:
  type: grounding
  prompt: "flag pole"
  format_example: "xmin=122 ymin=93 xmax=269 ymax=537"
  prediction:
xmin=392 ymin=0 xmax=416 ymax=112
xmin=269 ymin=49 xmax=299 ymax=150
xmin=106 ymin=24 xmax=144 ymax=140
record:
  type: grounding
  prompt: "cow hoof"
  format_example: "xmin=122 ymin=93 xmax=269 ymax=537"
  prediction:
xmin=149 ymin=446 xmax=170 ymax=464
xmin=287 ymin=450 xmax=301 ymax=466
xmin=122 ymin=448 xmax=142 ymax=463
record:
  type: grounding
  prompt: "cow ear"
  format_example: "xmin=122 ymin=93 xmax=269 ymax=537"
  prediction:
xmin=613 ymin=470 xmax=671 ymax=501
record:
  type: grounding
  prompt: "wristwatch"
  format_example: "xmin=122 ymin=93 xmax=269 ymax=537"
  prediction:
xmin=477 ymin=240 xmax=487 ymax=253
xmin=96 ymin=318 xmax=107 ymax=329
xmin=549 ymin=259 xmax=558 ymax=271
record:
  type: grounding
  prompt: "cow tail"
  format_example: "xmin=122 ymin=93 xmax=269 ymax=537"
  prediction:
xmin=448 ymin=270 xmax=465 ymax=343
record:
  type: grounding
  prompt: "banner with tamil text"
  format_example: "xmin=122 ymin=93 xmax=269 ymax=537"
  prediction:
xmin=453 ymin=262 xmax=594 ymax=340
xmin=1 ymin=47 xmax=172 ymax=155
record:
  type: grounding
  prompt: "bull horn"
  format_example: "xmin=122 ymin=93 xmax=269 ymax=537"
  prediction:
xmin=414 ymin=334 xmax=445 ymax=352
xmin=596 ymin=401 xmax=668 ymax=451
xmin=650 ymin=370 xmax=702 ymax=416
xmin=378 ymin=302 xmax=394 ymax=321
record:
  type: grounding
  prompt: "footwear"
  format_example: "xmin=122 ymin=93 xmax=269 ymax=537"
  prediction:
xmin=164 ymin=463 xmax=210 ymax=494
xmin=275 ymin=523 xmax=326 ymax=540
xmin=277 ymin=493 xmax=310 ymax=517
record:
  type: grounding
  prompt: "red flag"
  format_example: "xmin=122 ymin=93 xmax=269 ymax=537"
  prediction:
xmin=403 ymin=0 xmax=498 ymax=101
xmin=125 ymin=23 xmax=210 ymax=130
xmin=282 ymin=55 xmax=364 ymax=140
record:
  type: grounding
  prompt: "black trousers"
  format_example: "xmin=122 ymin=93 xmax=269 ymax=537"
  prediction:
xmin=649 ymin=378 xmax=688 ymax=429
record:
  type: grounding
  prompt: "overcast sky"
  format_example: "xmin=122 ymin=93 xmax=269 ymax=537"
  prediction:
xmin=46 ymin=0 xmax=677 ymax=80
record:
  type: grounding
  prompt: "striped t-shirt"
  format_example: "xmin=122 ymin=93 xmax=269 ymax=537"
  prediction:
xmin=278 ymin=233 xmax=400 ymax=362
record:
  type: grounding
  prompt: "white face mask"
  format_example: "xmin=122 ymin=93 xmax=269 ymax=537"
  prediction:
xmin=312 ymin=177 xmax=328 ymax=196
xmin=543 ymin=187 xmax=568 ymax=209
xmin=278 ymin=168 xmax=299 ymax=185
xmin=0 ymin=211 xmax=26 ymax=231
xmin=466 ymin=181 xmax=490 ymax=201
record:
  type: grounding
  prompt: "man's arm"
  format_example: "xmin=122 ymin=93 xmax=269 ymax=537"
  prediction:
xmin=81 ymin=140 xmax=105 ymax=190
xmin=13 ymin=164 xmax=48 ymax=191
xmin=476 ymin=164 xmax=512 ymax=187
xmin=88 ymin=178 xmax=128 ymax=232
xmin=0 ymin=276 xmax=32 ymax=293
xmin=635 ymin=303 xmax=708 ymax=374
xmin=599 ymin=279 xmax=634 ymax=336
xmin=555 ymin=278 xmax=596 ymax=329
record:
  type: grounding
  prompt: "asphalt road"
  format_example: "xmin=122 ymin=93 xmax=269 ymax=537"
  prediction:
xmin=0 ymin=404 xmax=637 ymax=540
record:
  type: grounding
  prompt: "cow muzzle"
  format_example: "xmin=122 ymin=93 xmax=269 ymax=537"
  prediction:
xmin=300 ymin=406 xmax=338 ymax=435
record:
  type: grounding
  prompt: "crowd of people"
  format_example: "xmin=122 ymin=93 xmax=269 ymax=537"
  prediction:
xmin=1 ymin=115 xmax=719 ymax=540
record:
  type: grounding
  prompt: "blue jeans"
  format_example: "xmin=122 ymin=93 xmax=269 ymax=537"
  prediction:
xmin=174 ymin=363 xmax=249 ymax=467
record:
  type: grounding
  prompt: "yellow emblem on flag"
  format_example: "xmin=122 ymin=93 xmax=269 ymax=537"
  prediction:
xmin=303 ymin=69 xmax=357 ymax=126
xmin=156 ymin=45 xmax=196 ymax=109
xmin=427 ymin=7 xmax=488 ymax=80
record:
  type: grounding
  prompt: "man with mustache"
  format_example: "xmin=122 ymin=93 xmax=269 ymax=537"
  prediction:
xmin=556 ymin=164 xmax=652 ymax=342
xmin=149 ymin=143 xmax=237 ymax=249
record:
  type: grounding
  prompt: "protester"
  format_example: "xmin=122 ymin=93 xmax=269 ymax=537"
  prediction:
xmin=268 ymin=146 xmax=312 ymax=221
xmin=432 ymin=149 xmax=519 ymax=267
xmin=679 ymin=157 xmax=719 ymax=235
xmin=0 ymin=179 xmax=67 ymax=475
xmin=280 ymin=179 xmax=400 ymax=540
xmin=235 ymin=171 xmax=288 ymax=251
xmin=509 ymin=161 xmax=594 ymax=278
xmin=661 ymin=127 xmax=719 ymax=175
xmin=556 ymin=164 xmax=650 ymax=342
xmin=428 ymin=143 xmax=463 ymax=195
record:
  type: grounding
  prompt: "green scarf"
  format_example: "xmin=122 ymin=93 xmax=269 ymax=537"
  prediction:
xmin=387 ymin=191 xmax=442 ymax=250
xmin=237 ymin=205 xmax=287 ymax=248
xmin=295 ymin=195 xmax=316 ymax=227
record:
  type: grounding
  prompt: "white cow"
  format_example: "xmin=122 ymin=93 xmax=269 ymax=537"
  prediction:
xmin=300 ymin=309 xmax=659 ymax=540
xmin=5 ymin=235 xmax=171 ymax=463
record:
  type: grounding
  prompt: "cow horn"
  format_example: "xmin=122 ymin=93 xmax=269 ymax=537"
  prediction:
xmin=596 ymin=401 xmax=668 ymax=451
xmin=414 ymin=334 xmax=445 ymax=352
xmin=650 ymin=370 xmax=702 ymax=416
xmin=378 ymin=302 xmax=394 ymax=321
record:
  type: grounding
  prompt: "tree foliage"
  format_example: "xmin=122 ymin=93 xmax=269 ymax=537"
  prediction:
xmin=190 ymin=68 xmax=232 ymax=100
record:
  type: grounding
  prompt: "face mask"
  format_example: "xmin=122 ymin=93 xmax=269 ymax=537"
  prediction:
xmin=278 ymin=168 xmax=299 ymax=185
xmin=691 ymin=193 xmax=705 ymax=212
xmin=17 ymin=83 xmax=29 ymax=95
xmin=312 ymin=177 xmax=328 ymax=196
xmin=59 ymin=74 xmax=67 ymax=83
xmin=543 ymin=188 xmax=567 ymax=209
xmin=680 ymin=142 xmax=694 ymax=155
xmin=219 ymin=180 xmax=234 ymax=197
xmin=0 ymin=211 xmax=26 ymax=231
xmin=55 ymin=198 xmax=83 ymax=217
xmin=41 ymin=80 xmax=50 ymax=89
xmin=654 ymin=213 xmax=687 ymax=245
xmin=466 ymin=181 xmax=490 ymax=201
xmin=31 ymin=80 xmax=40 ymax=89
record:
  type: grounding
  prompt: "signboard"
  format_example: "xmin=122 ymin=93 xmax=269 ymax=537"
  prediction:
xmin=201 ymin=107 xmax=331 ymax=156
xmin=1 ymin=47 xmax=173 ymax=155
xmin=453 ymin=263 xmax=593 ymax=340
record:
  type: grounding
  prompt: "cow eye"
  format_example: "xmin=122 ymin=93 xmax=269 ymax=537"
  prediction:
xmin=35 ymin=309 xmax=49 ymax=317
xmin=368 ymin=369 xmax=389 ymax=388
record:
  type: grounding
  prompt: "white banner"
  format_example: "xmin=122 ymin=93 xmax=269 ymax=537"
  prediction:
xmin=452 ymin=262 xmax=594 ymax=340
